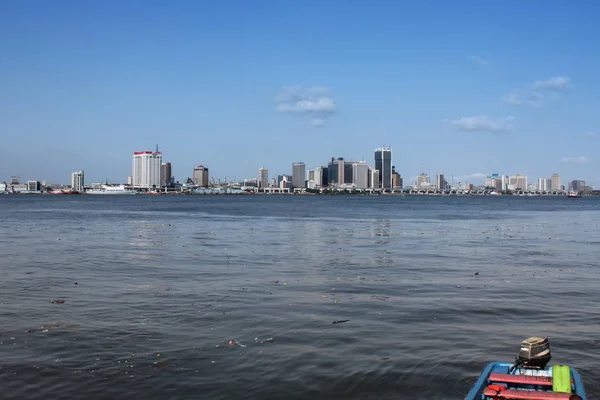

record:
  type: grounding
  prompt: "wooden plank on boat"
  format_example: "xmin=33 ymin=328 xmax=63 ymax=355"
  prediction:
xmin=489 ymin=373 xmax=553 ymax=386
xmin=483 ymin=388 xmax=572 ymax=399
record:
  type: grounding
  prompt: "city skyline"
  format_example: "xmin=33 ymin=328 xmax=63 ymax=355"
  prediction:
xmin=1 ymin=144 xmax=593 ymax=191
xmin=1 ymin=1 xmax=599 ymax=185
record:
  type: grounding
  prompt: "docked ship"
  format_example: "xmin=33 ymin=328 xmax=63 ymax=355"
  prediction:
xmin=49 ymin=189 xmax=80 ymax=194
xmin=86 ymin=184 xmax=137 ymax=195
xmin=567 ymin=191 xmax=582 ymax=198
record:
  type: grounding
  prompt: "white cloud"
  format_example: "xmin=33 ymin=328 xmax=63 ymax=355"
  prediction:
xmin=501 ymin=93 xmax=523 ymax=105
xmin=274 ymin=85 xmax=337 ymax=126
xmin=532 ymin=76 xmax=571 ymax=90
xmin=586 ymin=132 xmax=597 ymax=137
xmin=560 ymin=156 xmax=590 ymax=164
xmin=446 ymin=115 xmax=514 ymax=133
xmin=468 ymin=55 xmax=489 ymax=66
xmin=502 ymin=76 xmax=571 ymax=108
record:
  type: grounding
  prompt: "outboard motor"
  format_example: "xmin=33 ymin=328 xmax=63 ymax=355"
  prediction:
xmin=515 ymin=337 xmax=552 ymax=370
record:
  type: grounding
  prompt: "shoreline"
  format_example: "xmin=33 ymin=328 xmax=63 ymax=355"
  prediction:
xmin=1 ymin=191 xmax=595 ymax=197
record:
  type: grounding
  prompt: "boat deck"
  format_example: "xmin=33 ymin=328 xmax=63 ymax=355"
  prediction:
xmin=464 ymin=362 xmax=587 ymax=400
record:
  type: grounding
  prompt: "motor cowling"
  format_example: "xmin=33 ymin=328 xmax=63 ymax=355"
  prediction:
xmin=517 ymin=337 xmax=552 ymax=369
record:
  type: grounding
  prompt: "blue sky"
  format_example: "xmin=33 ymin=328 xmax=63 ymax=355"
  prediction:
xmin=1 ymin=0 xmax=599 ymax=186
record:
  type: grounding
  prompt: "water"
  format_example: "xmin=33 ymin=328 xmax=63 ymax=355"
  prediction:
xmin=0 ymin=195 xmax=598 ymax=399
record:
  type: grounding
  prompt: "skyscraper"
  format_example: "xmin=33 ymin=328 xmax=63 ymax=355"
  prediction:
xmin=71 ymin=170 xmax=84 ymax=192
xmin=258 ymin=167 xmax=269 ymax=188
xmin=314 ymin=167 xmax=323 ymax=187
xmin=435 ymin=173 xmax=447 ymax=190
xmin=370 ymin=169 xmax=380 ymax=189
xmin=551 ymin=173 xmax=562 ymax=191
xmin=193 ymin=165 xmax=209 ymax=187
xmin=352 ymin=162 xmax=369 ymax=189
xmin=292 ymin=162 xmax=306 ymax=189
xmin=161 ymin=162 xmax=172 ymax=188
xmin=374 ymin=147 xmax=392 ymax=190
xmin=133 ymin=149 xmax=162 ymax=188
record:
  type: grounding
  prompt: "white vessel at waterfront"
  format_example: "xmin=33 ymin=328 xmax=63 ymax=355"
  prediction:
xmin=86 ymin=184 xmax=137 ymax=195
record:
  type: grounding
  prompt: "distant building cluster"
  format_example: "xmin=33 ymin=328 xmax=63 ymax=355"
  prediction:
xmin=480 ymin=173 xmax=592 ymax=194
xmin=0 ymin=144 xmax=596 ymax=196
xmin=253 ymin=147 xmax=401 ymax=193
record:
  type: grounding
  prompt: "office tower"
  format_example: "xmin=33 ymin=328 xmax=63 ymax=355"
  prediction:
xmin=10 ymin=176 xmax=20 ymax=185
xmin=537 ymin=178 xmax=549 ymax=192
xmin=307 ymin=169 xmax=315 ymax=182
xmin=352 ymin=162 xmax=369 ymax=189
xmin=277 ymin=174 xmax=292 ymax=185
xmin=193 ymin=165 xmax=209 ymax=187
xmin=71 ymin=170 xmax=85 ymax=192
xmin=370 ymin=169 xmax=380 ymax=189
xmin=314 ymin=167 xmax=323 ymax=188
xmin=321 ymin=166 xmax=328 ymax=187
xmin=374 ymin=147 xmax=392 ymax=189
xmin=279 ymin=176 xmax=292 ymax=189
xmin=393 ymin=174 xmax=403 ymax=189
xmin=161 ymin=162 xmax=173 ymax=187
xmin=392 ymin=166 xmax=402 ymax=189
xmin=327 ymin=158 xmax=341 ymax=186
xmin=132 ymin=149 xmax=162 ymax=188
xmin=508 ymin=174 xmax=528 ymax=191
xmin=435 ymin=173 xmax=447 ymax=190
xmin=343 ymin=162 xmax=354 ymax=184
xmin=326 ymin=157 xmax=362 ymax=188
xmin=417 ymin=173 xmax=430 ymax=186
xmin=258 ymin=167 xmax=269 ymax=188
xmin=27 ymin=181 xmax=41 ymax=191
xmin=569 ymin=180 xmax=585 ymax=192
xmin=551 ymin=173 xmax=562 ymax=191
xmin=292 ymin=162 xmax=306 ymax=188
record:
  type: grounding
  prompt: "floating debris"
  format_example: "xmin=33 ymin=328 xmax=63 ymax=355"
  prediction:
xmin=332 ymin=320 xmax=350 ymax=324
xmin=51 ymin=299 xmax=65 ymax=304
xmin=228 ymin=339 xmax=246 ymax=348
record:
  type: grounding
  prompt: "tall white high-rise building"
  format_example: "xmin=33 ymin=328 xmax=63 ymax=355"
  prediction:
xmin=551 ymin=173 xmax=562 ymax=191
xmin=374 ymin=147 xmax=392 ymax=190
xmin=352 ymin=162 xmax=369 ymax=189
xmin=193 ymin=165 xmax=209 ymax=187
xmin=292 ymin=162 xmax=306 ymax=189
xmin=132 ymin=149 xmax=162 ymax=188
xmin=71 ymin=170 xmax=84 ymax=192
xmin=258 ymin=167 xmax=269 ymax=188
xmin=314 ymin=167 xmax=323 ymax=187
xmin=538 ymin=178 xmax=550 ymax=192
xmin=370 ymin=169 xmax=380 ymax=189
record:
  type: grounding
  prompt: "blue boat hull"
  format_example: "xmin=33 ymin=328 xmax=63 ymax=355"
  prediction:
xmin=464 ymin=362 xmax=587 ymax=400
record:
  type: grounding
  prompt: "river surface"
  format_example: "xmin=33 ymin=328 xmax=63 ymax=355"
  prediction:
xmin=0 ymin=195 xmax=598 ymax=399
